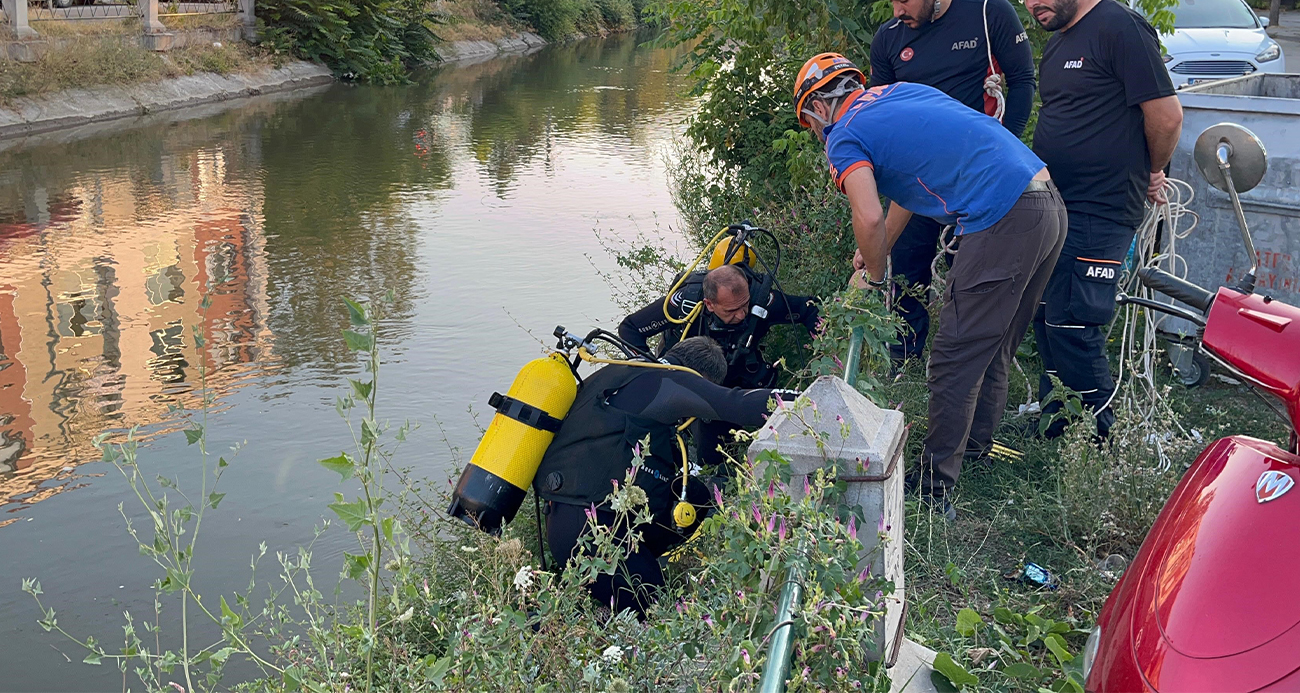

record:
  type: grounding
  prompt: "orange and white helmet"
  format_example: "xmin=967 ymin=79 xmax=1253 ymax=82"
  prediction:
xmin=793 ymin=53 xmax=866 ymax=128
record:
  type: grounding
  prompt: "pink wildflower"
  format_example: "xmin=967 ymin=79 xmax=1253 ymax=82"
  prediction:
xmin=767 ymin=513 xmax=777 ymax=533
xmin=751 ymin=502 xmax=763 ymax=526
xmin=712 ymin=484 xmax=724 ymax=507
xmin=847 ymin=515 xmax=857 ymax=541
xmin=767 ymin=480 xmax=776 ymax=499
xmin=778 ymin=516 xmax=787 ymax=542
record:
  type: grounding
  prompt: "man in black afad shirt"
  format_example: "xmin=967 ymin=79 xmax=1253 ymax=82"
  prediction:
xmin=1028 ymin=0 xmax=1183 ymax=436
xmin=867 ymin=0 xmax=1035 ymax=361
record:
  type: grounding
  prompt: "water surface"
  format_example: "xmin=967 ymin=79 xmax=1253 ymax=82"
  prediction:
xmin=0 ymin=35 xmax=691 ymax=690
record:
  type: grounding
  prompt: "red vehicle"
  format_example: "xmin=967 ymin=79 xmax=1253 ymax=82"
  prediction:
xmin=1084 ymin=124 xmax=1300 ymax=691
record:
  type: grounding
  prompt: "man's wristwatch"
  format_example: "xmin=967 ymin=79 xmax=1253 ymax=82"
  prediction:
xmin=861 ymin=270 xmax=887 ymax=288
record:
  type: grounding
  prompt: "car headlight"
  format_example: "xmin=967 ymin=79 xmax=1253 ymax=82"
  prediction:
xmin=1256 ymin=41 xmax=1282 ymax=63
xmin=1082 ymin=625 xmax=1103 ymax=682
xmin=1162 ymin=53 xmax=1173 ymax=63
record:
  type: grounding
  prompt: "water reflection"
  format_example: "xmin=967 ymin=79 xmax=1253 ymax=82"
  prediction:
xmin=0 ymin=147 xmax=277 ymax=521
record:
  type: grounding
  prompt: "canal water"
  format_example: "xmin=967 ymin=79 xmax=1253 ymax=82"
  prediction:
xmin=0 ymin=34 xmax=692 ymax=690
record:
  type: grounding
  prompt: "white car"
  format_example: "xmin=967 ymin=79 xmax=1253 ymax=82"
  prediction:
xmin=1161 ymin=0 xmax=1285 ymax=87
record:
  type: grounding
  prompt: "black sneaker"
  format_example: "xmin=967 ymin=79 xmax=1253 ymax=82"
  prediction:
xmin=919 ymin=492 xmax=956 ymax=522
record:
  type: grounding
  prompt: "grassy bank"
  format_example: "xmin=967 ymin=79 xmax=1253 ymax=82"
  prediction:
xmin=0 ymin=39 xmax=280 ymax=104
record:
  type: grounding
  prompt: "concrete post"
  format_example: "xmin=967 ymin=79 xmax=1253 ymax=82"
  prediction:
xmin=139 ymin=0 xmax=175 ymax=51
xmin=238 ymin=0 xmax=256 ymax=41
xmin=747 ymin=375 xmax=907 ymax=664
xmin=2 ymin=0 xmax=40 ymax=40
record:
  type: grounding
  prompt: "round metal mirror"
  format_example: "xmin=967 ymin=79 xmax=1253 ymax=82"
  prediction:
xmin=1194 ymin=123 xmax=1267 ymax=193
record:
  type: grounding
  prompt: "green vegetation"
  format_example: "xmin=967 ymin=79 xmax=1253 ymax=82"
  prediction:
xmin=257 ymin=0 xmax=442 ymax=83
xmin=254 ymin=0 xmax=647 ymax=83
xmin=0 ymin=39 xmax=275 ymax=104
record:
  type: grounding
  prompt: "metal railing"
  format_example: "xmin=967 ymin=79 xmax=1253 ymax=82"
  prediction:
xmin=757 ymin=326 xmax=865 ymax=692
xmin=24 ymin=0 xmax=234 ymax=22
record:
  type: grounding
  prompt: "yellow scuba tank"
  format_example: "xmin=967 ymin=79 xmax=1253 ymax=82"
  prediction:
xmin=706 ymin=237 xmax=758 ymax=270
xmin=448 ymin=352 xmax=577 ymax=533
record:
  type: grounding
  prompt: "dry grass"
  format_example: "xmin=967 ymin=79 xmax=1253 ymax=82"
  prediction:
xmin=0 ymin=39 xmax=274 ymax=104
xmin=432 ymin=0 xmax=521 ymax=42
xmin=28 ymin=17 xmax=142 ymax=36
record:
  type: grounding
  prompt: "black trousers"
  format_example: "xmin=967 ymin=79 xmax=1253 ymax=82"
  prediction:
xmin=918 ymin=186 xmax=1067 ymax=495
xmin=1033 ymin=211 xmax=1135 ymax=438
xmin=889 ymin=214 xmax=955 ymax=361
xmin=546 ymin=502 xmax=683 ymax=618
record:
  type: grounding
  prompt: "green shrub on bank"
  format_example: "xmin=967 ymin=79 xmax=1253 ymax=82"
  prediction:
xmin=258 ymin=0 xmax=441 ymax=83
xmin=495 ymin=0 xmax=641 ymax=41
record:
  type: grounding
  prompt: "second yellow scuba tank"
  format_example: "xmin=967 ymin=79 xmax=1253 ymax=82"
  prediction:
xmin=448 ymin=352 xmax=577 ymax=533
xmin=707 ymin=237 xmax=758 ymax=270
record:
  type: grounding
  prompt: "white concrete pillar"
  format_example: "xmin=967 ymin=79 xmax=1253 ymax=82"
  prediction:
xmin=3 ymin=0 xmax=40 ymax=40
xmin=141 ymin=0 xmax=167 ymax=34
xmin=238 ymin=0 xmax=256 ymax=41
xmin=747 ymin=375 xmax=908 ymax=664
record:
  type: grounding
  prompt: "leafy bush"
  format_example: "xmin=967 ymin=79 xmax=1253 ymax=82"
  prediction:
xmin=496 ymin=0 xmax=639 ymax=40
xmin=931 ymin=604 xmax=1090 ymax=692
xmin=258 ymin=0 xmax=442 ymax=83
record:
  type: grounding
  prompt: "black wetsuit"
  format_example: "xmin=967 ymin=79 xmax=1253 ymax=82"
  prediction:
xmin=618 ymin=275 xmax=817 ymax=468
xmin=537 ymin=363 xmax=794 ymax=616
xmin=617 ymin=279 xmax=819 ymax=390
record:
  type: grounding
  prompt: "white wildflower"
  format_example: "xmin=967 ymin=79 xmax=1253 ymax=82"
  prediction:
xmin=513 ymin=565 xmax=534 ymax=591
xmin=460 ymin=545 xmax=478 ymax=553
xmin=611 ymin=485 xmax=649 ymax=513
xmin=602 ymin=645 xmax=623 ymax=663
xmin=396 ymin=607 xmax=413 ymax=623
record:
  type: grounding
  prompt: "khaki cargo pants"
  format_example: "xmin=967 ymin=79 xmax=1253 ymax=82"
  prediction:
xmin=916 ymin=184 xmax=1067 ymax=495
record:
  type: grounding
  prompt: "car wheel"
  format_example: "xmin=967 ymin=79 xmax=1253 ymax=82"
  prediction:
xmin=52 ymin=0 xmax=76 ymax=8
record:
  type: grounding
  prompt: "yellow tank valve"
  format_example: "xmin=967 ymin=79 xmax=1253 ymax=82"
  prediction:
xmin=673 ymin=501 xmax=697 ymax=528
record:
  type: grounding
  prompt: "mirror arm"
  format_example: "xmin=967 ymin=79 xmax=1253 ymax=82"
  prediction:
xmin=1216 ymin=145 xmax=1258 ymax=294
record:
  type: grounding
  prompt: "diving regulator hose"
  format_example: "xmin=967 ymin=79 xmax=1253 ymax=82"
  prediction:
xmin=575 ymin=346 xmax=700 ymax=529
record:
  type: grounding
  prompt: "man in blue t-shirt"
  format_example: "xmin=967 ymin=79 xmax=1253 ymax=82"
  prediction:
xmin=793 ymin=53 xmax=1067 ymax=518
xmin=1027 ymin=0 xmax=1182 ymax=438
xmin=869 ymin=0 xmax=1035 ymax=362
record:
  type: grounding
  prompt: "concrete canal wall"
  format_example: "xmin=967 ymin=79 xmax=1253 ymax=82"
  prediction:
xmin=0 ymin=31 xmax=547 ymax=142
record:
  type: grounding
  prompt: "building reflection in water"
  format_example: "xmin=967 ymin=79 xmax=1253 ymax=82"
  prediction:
xmin=0 ymin=147 xmax=275 ymax=525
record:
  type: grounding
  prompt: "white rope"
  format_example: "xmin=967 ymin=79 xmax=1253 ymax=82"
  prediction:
xmin=1107 ymin=177 xmax=1200 ymax=471
xmin=983 ymin=0 xmax=1005 ymax=123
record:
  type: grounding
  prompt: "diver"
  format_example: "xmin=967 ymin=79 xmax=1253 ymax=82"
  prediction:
xmin=618 ymin=264 xmax=820 ymax=390
xmin=618 ymin=264 xmax=818 ymax=470
xmin=534 ymin=336 xmax=797 ymax=617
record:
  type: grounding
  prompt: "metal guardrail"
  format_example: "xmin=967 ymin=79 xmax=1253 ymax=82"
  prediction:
xmin=23 ymin=0 xmax=234 ymax=23
xmin=757 ymin=325 xmax=865 ymax=692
